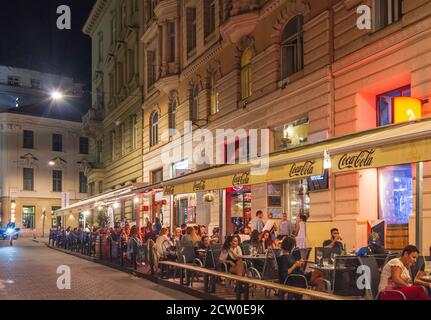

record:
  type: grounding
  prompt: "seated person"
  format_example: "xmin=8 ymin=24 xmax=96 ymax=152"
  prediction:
xmin=171 ymin=227 xmax=182 ymax=243
xmin=155 ymin=227 xmax=174 ymax=259
xmin=323 ymin=228 xmax=343 ymax=255
xmin=274 ymin=235 xmax=287 ymax=248
xmin=259 ymin=230 xmax=275 ymax=251
xmin=379 ymin=245 xmax=429 ymax=300
xmin=198 ymin=235 xmax=210 ymax=250
xmin=210 ymin=227 xmax=220 ymax=244
xmin=238 ymin=226 xmax=251 ymax=243
xmin=356 ymin=233 xmax=385 ymax=256
xmin=219 ymin=236 xmax=244 ymax=276
xmin=277 ymin=237 xmax=324 ymax=289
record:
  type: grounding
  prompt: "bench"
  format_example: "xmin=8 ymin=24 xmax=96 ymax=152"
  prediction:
xmin=159 ymin=261 xmax=353 ymax=300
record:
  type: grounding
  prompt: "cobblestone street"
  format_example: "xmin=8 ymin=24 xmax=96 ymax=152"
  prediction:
xmin=0 ymin=238 xmax=196 ymax=300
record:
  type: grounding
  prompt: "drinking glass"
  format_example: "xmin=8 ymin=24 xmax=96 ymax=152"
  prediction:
xmin=316 ymin=250 xmax=323 ymax=266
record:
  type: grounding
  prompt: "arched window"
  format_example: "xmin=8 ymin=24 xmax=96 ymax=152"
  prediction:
xmin=190 ymin=84 xmax=199 ymax=121
xmin=241 ymin=48 xmax=252 ymax=99
xmin=168 ymin=99 xmax=176 ymax=135
xmin=150 ymin=111 xmax=159 ymax=146
xmin=209 ymin=75 xmax=219 ymax=115
xmin=280 ymin=15 xmax=303 ymax=80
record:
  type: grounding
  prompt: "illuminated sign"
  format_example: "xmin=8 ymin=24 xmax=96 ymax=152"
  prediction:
xmin=394 ymin=97 xmax=422 ymax=123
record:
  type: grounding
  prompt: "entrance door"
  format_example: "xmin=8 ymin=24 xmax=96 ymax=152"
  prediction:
xmin=22 ymin=206 xmax=36 ymax=229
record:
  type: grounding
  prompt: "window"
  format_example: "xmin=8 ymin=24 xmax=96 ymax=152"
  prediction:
xmin=121 ymin=2 xmax=127 ymax=29
xmin=167 ymin=21 xmax=176 ymax=63
xmin=209 ymin=75 xmax=219 ymax=115
xmin=31 ymin=79 xmax=42 ymax=89
xmin=148 ymin=0 xmax=158 ymax=21
xmin=274 ymin=117 xmax=309 ymax=151
xmin=8 ymin=76 xmax=20 ymax=86
xmin=109 ymin=73 xmax=114 ymax=102
xmin=52 ymin=170 xmax=62 ymax=192
xmin=150 ymin=111 xmax=159 ymax=146
xmin=131 ymin=114 xmax=138 ymax=150
xmin=97 ymin=86 xmax=104 ymax=110
xmin=241 ymin=48 xmax=252 ymax=99
xmin=98 ymin=32 xmax=104 ymax=65
xmin=128 ymin=48 xmax=135 ymax=81
xmin=89 ymin=182 xmax=95 ymax=196
xmin=280 ymin=15 xmax=303 ymax=80
xmin=375 ymin=0 xmax=403 ymax=31
xmin=120 ymin=123 xmax=126 ymax=155
xmin=98 ymin=181 xmax=103 ymax=193
xmin=147 ymin=50 xmax=156 ymax=88
xmin=79 ymin=172 xmax=88 ymax=193
xmin=117 ymin=61 xmax=124 ymax=92
xmin=110 ymin=130 xmax=116 ymax=161
xmin=96 ymin=140 xmax=103 ymax=163
xmin=22 ymin=206 xmax=36 ymax=229
xmin=111 ymin=14 xmax=117 ymax=45
xmin=151 ymin=168 xmax=163 ymax=183
xmin=170 ymin=159 xmax=189 ymax=178
xmin=377 ymin=86 xmax=410 ymax=126
xmin=52 ymin=134 xmax=63 ymax=152
xmin=186 ymin=7 xmax=197 ymax=54
xmin=190 ymin=84 xmax=199 ymax=121
xmin=79 ymin=137 xmax=89 ymax=155
xmin=23 ymin=168 xmax=34 ymax=191
xmin=23 ymin=130 xmax=34 ymax=149
xmin=204 ymin=0 xmax=216 ymax=39
xmin=168 ymin=99 xmax=176 ymax=135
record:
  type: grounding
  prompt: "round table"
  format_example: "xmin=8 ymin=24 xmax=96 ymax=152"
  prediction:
xmin=420 ymin=275 xmax=431 ymax=283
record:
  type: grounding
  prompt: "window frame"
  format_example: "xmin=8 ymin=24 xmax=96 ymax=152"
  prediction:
xmin=79 ymin=171 xmax=88 ymax=194
xmin=204 ymin=0 xmax=216 ymax=40
xmin=52 ymin=170 xmax=63 ymax=192
xmin=79 ymin=137 xmax=89 ymax=155
xmin=240 ymin=48 xmax=252 ymax=100
xmin=52 ymin=134 xmax=63 ymax=152
xmin=23 ymin=168 xmax=34 ymax=191
xmin=23 ymin=130 xmax=34 ymax=149
xmin=150 ymin=111 xmax=159 ymax=147
xmin=280 ymin=15 xmax=304 ymax=80
xmin=186 ymin=7 xmax=197 ymax=54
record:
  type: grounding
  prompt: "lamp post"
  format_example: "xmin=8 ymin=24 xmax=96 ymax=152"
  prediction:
xmin=42 ymin=209 xmax=46 ymax=238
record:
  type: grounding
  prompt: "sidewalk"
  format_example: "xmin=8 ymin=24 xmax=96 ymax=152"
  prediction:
xmin=31 ymin=237 xmax=50 ymax=245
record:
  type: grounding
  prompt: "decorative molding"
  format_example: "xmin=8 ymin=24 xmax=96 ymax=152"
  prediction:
xmin=18 ymin=153 xmax=39 ymax=168
xmin=181 ymin=42 xmax=223 ymax=80
xmin=141 ymin=19 xmax=159 ymax=44
xmin=154 ymin=74 xmax=180 ymax=95
xmin=154 ymin=0 xmax=178 ymax=21
xmin=220 ymin=11 xmax=260 ymax=43
xmin=83 ymin=0 xmax=110 ymax=37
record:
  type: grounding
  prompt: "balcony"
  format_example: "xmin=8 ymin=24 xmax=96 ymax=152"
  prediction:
xmin=154 ymin=74 xmax=180 ymax=95
xmin=82 ymin=107 xmax=103 ymax=135
xmin=220 ymin=0 xmax=260 ymax=43
xmin=154 ymin=0 xmax=177 ymax=20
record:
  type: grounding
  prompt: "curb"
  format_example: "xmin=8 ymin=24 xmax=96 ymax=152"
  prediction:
xmin=46 ymin=244 xmax=223 ymax=300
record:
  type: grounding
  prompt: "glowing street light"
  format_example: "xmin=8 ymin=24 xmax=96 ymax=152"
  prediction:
xmin=48 ymin=160 xmax=56 ymax=166
xmin=51 ymin=91 xmax=64 ymax=101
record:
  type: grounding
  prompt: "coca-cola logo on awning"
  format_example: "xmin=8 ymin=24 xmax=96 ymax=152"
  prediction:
xmin=338 ymin=149 xmax=375 ymax=170
xmin=289 ymin=160 xmax=316 ymax=178
xmin=193 ymin=180 xmax=206 ymax=191
xmin=164 ymin=185 xmax=175 ymax=194
xmin=232 ymin=172 xmax=250 ymax=186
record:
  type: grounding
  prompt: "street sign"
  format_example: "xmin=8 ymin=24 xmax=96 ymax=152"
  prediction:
xmin=61 ymin=192 xmax=70 ymax=208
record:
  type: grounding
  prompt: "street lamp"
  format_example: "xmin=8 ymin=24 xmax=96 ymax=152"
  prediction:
xmin=51 ymin=91 xmax=64 ymax=101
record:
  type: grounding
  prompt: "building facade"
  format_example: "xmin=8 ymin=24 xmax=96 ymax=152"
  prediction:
xmin=82 ymin=0 xmax=144 ymax=223
xmin=137 ymin=0 xmax=431 ymax=253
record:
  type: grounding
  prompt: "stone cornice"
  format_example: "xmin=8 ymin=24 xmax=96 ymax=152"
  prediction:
xmin=155 ymin=0 xmax=178 ymax=21
xmin=181 ymin=42 xmax=224 ymax=80
xmin=83 ymin=0 xmax=111 ymax=37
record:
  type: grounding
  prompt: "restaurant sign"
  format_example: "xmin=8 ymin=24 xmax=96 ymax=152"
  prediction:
xmin=332 ymin=139 xmax=431 ymax=173
xmin=193 ymin=180 xmax=206 ymax=192
xmin=232 ymin=172 xmax=250 ymax=187
xmin=288 ymin=160 xmax=317 ymax=178
xmin=163 ymin=185 xmax=175 ymax=195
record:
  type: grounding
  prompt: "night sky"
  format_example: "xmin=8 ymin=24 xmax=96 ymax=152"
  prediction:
xmin=0 ymin=0 xmax=95 ymax=90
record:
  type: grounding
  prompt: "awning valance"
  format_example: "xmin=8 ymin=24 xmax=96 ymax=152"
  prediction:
xmin=134 ymin=117 xmax=431 ymax=195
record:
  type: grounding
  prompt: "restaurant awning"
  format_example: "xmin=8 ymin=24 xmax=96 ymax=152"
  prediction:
xmin=54 ymin=185 xmax=134 ymax=216
xmin=134 ymin=117 xmax=431 ymax=195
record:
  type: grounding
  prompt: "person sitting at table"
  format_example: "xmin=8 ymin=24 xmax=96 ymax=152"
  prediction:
xmin=323 ymin=228 xmax=343 ymax=255
xmin=274 ymin=235 xmax=287 ymax=248
xmin=198 ymin=235 xmax=210 ymax=250
xmin=238 ymin=226 xmax=251 ymax=243
xmin=277 ymin=237 xmax=325 ymax=289
xmin=155 ymin=227 xmax=173 ymax=259
xmin=171 ymin=227 xmax=182 ymax=243
xmin=198 ymin=225 xmax=207 ymax=237
xmin=260 ymin=230 xmax=274 ymax=251
xmin=379 ymin=245 xmax=429 ymax=300
xmin=356 ymin=232 xmax=385 ymax=256
xmin=249 ymin=229 xmax=262 ymax=252
xmin=210 ymin=227 xmax=220 ymax=244
xmin=219 ymin=236 xmax=244 ymax=276
xmin=180 ymin=226 xmax=196 ymax=246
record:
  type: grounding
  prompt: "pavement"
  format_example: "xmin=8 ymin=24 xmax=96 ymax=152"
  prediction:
xmin=0 ymin=238 xmax=197 ymax=300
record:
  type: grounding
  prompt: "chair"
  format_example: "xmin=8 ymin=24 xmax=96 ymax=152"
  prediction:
xmin=370 ymin=253 xmax=389 ymax=271
xmin=284 ymin=274 xmax=308 ymax=300
xmin=333 ymin=256 xmax=364 ymax=297
xmin=314 ymin=247 xmax=333 ymax=263
xmin=293 ymin=248 xmax=311 ymax=272
xmin=358 ymin=256 xmax=380 ymax=299
xmin=377 ymin=290 xmax=407 ymax=300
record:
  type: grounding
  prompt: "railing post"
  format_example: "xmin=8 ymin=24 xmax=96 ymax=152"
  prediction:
xmin=120 ymin=241 xmax=124 ymax=266
xmin=109 ymin=238 xmax=113 ymax=263
xmin=235 ymin=281 xmax=242 ymax=300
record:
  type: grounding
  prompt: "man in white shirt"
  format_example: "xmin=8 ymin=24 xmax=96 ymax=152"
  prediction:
xmin=278 ymin=212 xmax=292 ymax=237
xmin=249 ymin=210 xmax=265 ymax=233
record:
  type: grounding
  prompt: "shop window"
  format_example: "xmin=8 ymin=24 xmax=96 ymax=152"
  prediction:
xmin=377 ymin=86 xmax=410 ymax=126
xmin=227 ymin=185 xmax=251 ymax=234
xmin=288 ymin=179 xmax=309 ymax=223
xmin=274 ymin=117 xmax=309 ymax=151
xmin=378 ymin=164 xmax=413 ymax=224
xmin=280 ymin=15 xmax=303 ymax=80
xmin=268 ymin=184 xmax=283 ymax=220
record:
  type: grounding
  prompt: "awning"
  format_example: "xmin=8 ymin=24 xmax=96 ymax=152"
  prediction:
xmin=135 ymin=117 xmax=431 ymax=195
xmin=55 ymin=186 xmax=134 ymax=215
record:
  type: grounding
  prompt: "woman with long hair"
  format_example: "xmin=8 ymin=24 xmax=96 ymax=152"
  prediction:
xmin=259 ymin=230 xmax=274 ymax=251
xmin=219 ymin=236 xmax=244 ymax=276
xmin=295 ymin=215 xmax=307 ymax=249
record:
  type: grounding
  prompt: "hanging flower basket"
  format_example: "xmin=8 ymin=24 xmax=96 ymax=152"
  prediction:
xmin=204 ymin=193 xmax=215 ymax=203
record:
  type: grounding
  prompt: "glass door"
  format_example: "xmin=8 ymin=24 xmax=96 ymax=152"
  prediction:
xmin=22 ymin=206 xmax=36 ymax=229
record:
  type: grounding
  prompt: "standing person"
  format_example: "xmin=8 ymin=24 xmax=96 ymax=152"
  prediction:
xmin=295 ymin=215 xmax=307 ymax=249
xmin=278 ymin=213 xmax=292 ymax=237
xmin=154 ymin=217 xmax=162 ymax=235
xmin=250 ymin=210 xmax=265 ymax=233
xmin=379 ymin=245 xmax=429 ymax=300
xmin=263 ymin=213 xmax=278 ymax=242
xmin=172 ymin=227 xmax=182 ymax=242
